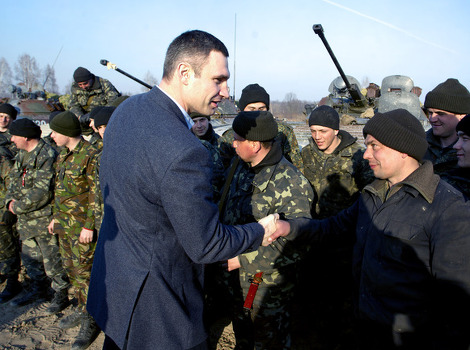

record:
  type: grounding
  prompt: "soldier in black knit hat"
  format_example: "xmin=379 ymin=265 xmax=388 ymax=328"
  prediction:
xmin=0 ymin=103 xmax=19 ymax=155
xmin=423 ymin=78 xmax=470 ymax=177
xmin=271 ymin=108 xmax=470 ymax=349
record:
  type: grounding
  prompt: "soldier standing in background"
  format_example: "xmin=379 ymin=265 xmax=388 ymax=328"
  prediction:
xmin=5 ymin=119 xmax=70 ymax=314
xmin=423 ymin=78 xmax=470 ymax=177
xmin=218 ymin=111 xmax=313 ymax=349
xmin=218 ymin=84 xmax=304 ymax=172
xmin=191 ymin=112 xmax=220 ymax=147
xmin=0 ymin=103 xmax=18 ymax=155
xmin=298 ymin=105 xmax=374 ymax=348
xmin=68 ymin=67 xmax=119 ymax=135
xmin=0 ymin=145 xmax=21 ymax=304
xmin=47 ymin=111 xmax=100 ymax=350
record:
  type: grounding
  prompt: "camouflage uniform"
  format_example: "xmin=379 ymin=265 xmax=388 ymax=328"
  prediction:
xmin=53 ymin=138 xmax=99 ymax=310
xmin=43 ymin=133 xmax=62 ymax=153
xmin=88 ymin=133 xmax=103 ymax=150
xmin=0 ymin=148 xmax=19 ymax=283
xmin=68 ymin=77 xmax=119 ymax=118
xmin=298 ymin=130 xmax=374 ymax=349
xmin=423 ymin=128 xmax=458 ymax=177
xmin=0 ymin=131 xmax=18 ymax=157
xmin=218 ymin=121 xmax=304 ymax=172
xmin=91 ymin=151 xmax=103 ymax=233
xmin=218 ymin=142 xmax=313 ymax=349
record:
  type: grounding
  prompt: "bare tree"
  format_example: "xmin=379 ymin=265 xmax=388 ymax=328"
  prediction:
xmin=43 ymin=64 xmax=59 ymax=94
xmin=15 ymin=54 xmax=41 ymax=92
xmin=141 ymin=71 xmax=158 ymax=92
xmin=0 ymin=57 xmax=12 ymax=97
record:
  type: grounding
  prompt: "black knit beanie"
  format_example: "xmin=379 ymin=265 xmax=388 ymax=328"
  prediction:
xmin=49 ymin=110 xmax=62 ymax=123
xmin=73 ymin=67 xmax=94 ymax=83
xmin=190 ymin=112 xmax=210 ymax=121
xmin=50 ymin=111 xmax=82 ymax=137
xmin=0 ymin=103 xmax=18 ymax=120
xmin=308 ymin=105 xmax=340 ymax=129
xmin=238 ymin=84 xmax=270 ymax=111
xmin=89 ymin=106 xmax=105 ymax=120
xmin=363 ymin=109 xmax=427 ymax=161
xmin=424 ymin=78 xmax=470 ymax=114
xmin=456 ymin=114 xmax=470 ymax=136
xmin=232 ymin=111 xmax=278 ymax=141
xmin=94 ymin=107 xmax=116 ymax=128
xmin=9 ymin=118 xmax=41 ymax=139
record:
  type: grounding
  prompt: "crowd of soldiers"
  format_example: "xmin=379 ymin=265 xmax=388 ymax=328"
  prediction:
xmin=0 ymin=64 xmax=470 ymax=350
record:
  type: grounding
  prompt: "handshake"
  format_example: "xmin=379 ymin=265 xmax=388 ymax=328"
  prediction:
xmin=258 ymin=214 xmax=290 ymax=246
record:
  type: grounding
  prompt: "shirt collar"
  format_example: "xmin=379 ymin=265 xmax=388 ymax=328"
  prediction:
xmin=157 ymin=86 xmax=194 ymax=129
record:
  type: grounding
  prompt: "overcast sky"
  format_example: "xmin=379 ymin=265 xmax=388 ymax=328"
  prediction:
xmin=3 ymin=0 xmax=469 ymax=103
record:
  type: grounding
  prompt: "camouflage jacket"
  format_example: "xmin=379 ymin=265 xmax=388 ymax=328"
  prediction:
xmin=92 ymin=151 xmax=103 ymax=232
xmin=218 ymin=121 xmax=304 ymax=172
xmin=5 ymin=139 xmax=57 ymax=239
xmin=89 ymin=133 xmax=103 ymax=150
xmin=0 ymin=131 xmax=18 ymax=156
xmin=423 ymin=128 xmax=458 ymax=177
xmin=0 ymin=148 xmax=14 ymax=212
xmin=53 ymin=138 xmax=99 ymax=230
xmin=68 ymin=76 xmax=120 ymax=117
xmin=221 ymin=142 xmax=313 ymax=285
xmin=301 ymin=130 xmax=374 ymax=218
xmin=441 ymin=167 xmax=470 ymax=200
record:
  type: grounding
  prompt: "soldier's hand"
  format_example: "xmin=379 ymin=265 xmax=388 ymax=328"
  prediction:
xmin=267 ymin=220 xmax=291 ymax=244
xmin=79 ymin=228 xmax=94 ymax=243
xmin=48 ymin=219 xmax=55 ymax=234
xmin=2 ymin=210 xmax=17 ymax=226
xmin=227 ymin=257 xmax=241 ymax=271
xmin=259 ymin=213 xmax=279 ymax=246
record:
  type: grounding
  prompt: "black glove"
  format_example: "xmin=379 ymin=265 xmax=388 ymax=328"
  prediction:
xmin=2 ymin=211 xmax=17 ymax=226
xmin=79 ymin=113 xmax=91 ymax=128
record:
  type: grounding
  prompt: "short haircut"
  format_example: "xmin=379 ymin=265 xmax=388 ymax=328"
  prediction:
xmin=162 ymin=30 xmax=229 ymax=79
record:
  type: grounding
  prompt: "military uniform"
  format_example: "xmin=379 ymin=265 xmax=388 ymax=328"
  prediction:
xmin=199 ymin=139 xmax=225 ymax=203
xmin=5 ymin=139 xmax=69 ymax=297
xmin=0 ymin=131 xmax=18 ymax=156
xmin=53 ymin=138 xmax=99 ymax=311
xmin=218 ymin=121 xmax=304 ymax=172
xmin=441 ymin=167 xmax=470 ymax=200
xmin=68 ymin=77 xmax=119 ymax=118
xmin=423 ymin=128 xmax=459 ymax=177
xmin=219 ymin=142 xmax=313 ymax=349
xmin=0 ymin=148 xmax=19 ymax=286
xmin=88 ymin=133 xmax=103 ymax=150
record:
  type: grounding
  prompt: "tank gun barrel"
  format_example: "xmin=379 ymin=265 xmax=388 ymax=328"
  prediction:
xmin=313 ymin=24 xmax=366 ymax=108
xmin=100 ymin=59 xmax=153 ymax=90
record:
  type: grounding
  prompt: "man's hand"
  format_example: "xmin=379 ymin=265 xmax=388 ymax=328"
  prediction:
xmin=258 ymin=213 xmax=279 ymax=246
xmin=79 ymin=228 xmax=94 ymax=243
xmin=48 ymin=219 xmax=55 ymax=234
xmin=267 ymin=220 xmax=291 ymax=244
xmin=227 ymin=256 xmax=241 ymax=271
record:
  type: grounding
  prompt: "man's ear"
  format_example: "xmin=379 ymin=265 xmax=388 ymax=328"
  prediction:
xmin=251 ymin=141 xmax=261 ymax=153
xmin=176 ymin=62 xmax=192 ymax=86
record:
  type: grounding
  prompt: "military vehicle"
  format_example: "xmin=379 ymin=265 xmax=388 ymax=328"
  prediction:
xmin=1 ymin=84 xmax=64 ymax=125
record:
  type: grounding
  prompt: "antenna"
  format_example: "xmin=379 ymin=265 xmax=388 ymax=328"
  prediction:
xmin=233 ymin=13 xmax=237 ymax=101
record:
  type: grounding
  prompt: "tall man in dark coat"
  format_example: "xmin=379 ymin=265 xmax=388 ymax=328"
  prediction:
xmin=87 ymin=30 xmax=276 ymax=350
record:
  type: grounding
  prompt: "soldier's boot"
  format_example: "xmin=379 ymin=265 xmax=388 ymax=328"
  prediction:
xmin=11 ymin=283 xmax=47 ymax=307
xmin=59 ymin=309 xmax=84 ymax=329
xmin=71 ymin=312 xmax=101 ymax=350
xmin=0 ymin=278 xmax=22 ymax=304
xmin=45 ymin=288 xmax=70 ymax=315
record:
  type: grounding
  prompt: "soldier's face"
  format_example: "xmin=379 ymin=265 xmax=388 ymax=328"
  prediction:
xmin=11 ymin=135 xmax=28 ymax=151
xmin=363 ymin=135 xmax=407 ymax=185
xmin=454 ymin=131 xmax=470 ymax=168
xmin=186 ymin=51 xmax=230 ymax=116
xmin=50 ymin=131 xmax=69 ymax=147
xmin=98 ymin=125 xmax=106 ymax=139
xmin=309 ymin=125 xmax=339 ymax=154
xmin=427 ymin=108 xmax=465 ymax=140
xmin=0 ymin=113 xmax=13 ymax=130
xmin=191 ymin=117 xmax=209 ymax=137
xmin=77 ymin=79 xmax=93 ymax=90
xmin=243 ymin=102 xmax=267 ymax=112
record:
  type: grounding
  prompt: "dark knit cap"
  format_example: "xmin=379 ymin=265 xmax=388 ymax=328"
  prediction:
xmin=50 ymin=111 xmax=81 ymax=137
xmin=73 ymin=67 xmax=94 ymax=83
xmin=308 ymin=105 xmax=340 ymax=130
xmin=456 ymin=114 xmax=470 ymax=136
xmin=238 ymin=84 xmax=270 ymax=111
xmin=49 ymin=110 xmax=62 ymax=123
xmin=9 ymin=118 xmax=41 ymax=139
xmin=89 ymin=106 xmax=105 ymax=120
xmin=94 ymin=107 xmax=115 ymax=128
xmin=232 ymin=111 xmax=278 ymax=141
xmin=424 ymin=78 xmax=470 ymax=114
xmin=0 ymin=103 xmax=18 ymax=120
xmin=363 ymin=109 xmax=427 ymax=161
xmin=190 ymin=112 xmax=210 ymax=121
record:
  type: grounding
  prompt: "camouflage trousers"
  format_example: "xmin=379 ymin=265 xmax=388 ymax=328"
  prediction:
xmin=54 ymin=215 xmax=96 ymax=311
xmin=21 ymin=234 xmax=69 ymax=292
xmin=0 ymin=223 xmax=20 ymax=282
